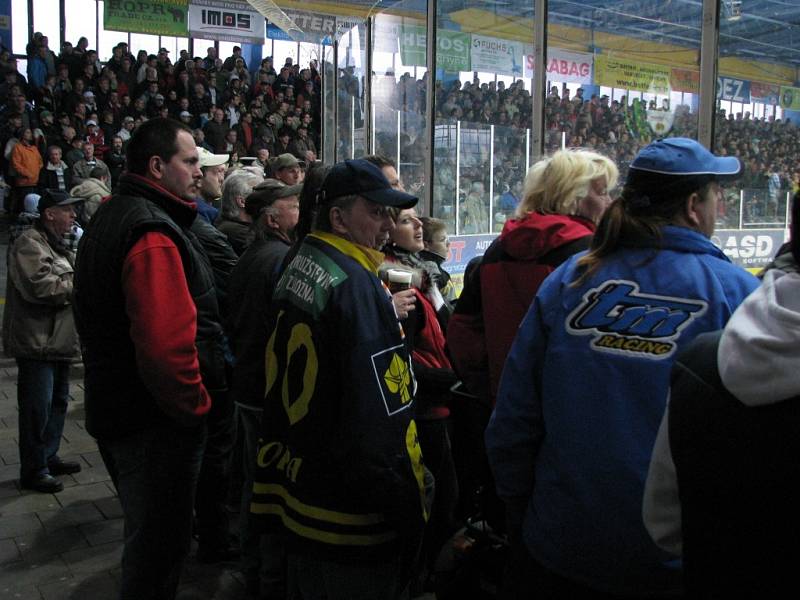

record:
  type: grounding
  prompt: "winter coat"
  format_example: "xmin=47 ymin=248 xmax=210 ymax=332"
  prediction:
xmin=2 ymin=224 xmax=80 ymax=361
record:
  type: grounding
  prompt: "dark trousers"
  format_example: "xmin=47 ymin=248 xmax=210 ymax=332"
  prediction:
xmin=195 ymin=389 xmax=236 ymax=550
xmin=416 ymin=418 xmax=459 ymax=580
xmin=238 ymin=403 xmax=287 ymax=596
xmin=100 ymin=422 xmax=206 ymax=600
xmin=16 ymin=358 xmax=70 ymax=479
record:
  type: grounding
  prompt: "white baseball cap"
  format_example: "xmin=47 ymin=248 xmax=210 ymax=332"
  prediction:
xmin=197 ymin=147 xmax=229 ymax=168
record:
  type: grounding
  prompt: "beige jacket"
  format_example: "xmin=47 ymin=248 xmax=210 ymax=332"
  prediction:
xmin=70 ymin=177 xmax=111 ymax=222
xmin=2 ymin=225 xmax=80 ymax=361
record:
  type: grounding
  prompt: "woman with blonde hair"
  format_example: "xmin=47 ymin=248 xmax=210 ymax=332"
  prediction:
xmin=448 ymin=148 xmax=618 ymax=407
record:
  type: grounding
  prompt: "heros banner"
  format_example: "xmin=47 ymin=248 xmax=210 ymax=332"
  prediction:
xmin=187 ymin=0 xmax=265 ymax=44
xmin=104 ymin=0 xmax=188 ymax=36
xmin=399 ymin=26 xmax=470 ymax=72
xmin=594 ymin=55 xmax=671 ymax=95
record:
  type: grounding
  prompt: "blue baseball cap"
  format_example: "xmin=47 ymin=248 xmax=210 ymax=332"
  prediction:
xmin=319 ymin=159 xmax=417 ymax=209
xmin=629 ymin=137 xmax=741 ymax=179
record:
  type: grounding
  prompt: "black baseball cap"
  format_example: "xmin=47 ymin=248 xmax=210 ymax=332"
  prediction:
xmin=38 ymin=189 xmax=82 ymax=212
xmin=319 ymin=159 xmax=417 ymax=208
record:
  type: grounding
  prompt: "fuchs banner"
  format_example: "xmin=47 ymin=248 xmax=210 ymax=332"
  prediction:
xmin=524 ymin=49 xmax=593 ymax=85
xmin=188 ymin=0 xmax=265 ymax=44
xmin=471 ymin=35 xmax=524 ymax=77
xmin=104 ymin=0 xmax=188 ymax=36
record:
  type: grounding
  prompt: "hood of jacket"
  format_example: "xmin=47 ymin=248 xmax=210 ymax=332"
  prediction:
xmin=70 ymin=177 xmax=111 ymax=199
xmin=499 ymin=211 xmax=595 ymax=261
xmin=718 ymin=267 xmax=800 ymax=406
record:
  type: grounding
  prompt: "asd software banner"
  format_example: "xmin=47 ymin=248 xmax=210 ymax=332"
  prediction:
xmin=104 ymin=0 xmax=188 ymax=36
xmin=188 ymin=0 xmax=265 ymax=44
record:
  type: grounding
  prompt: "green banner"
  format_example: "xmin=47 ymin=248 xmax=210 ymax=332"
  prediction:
xmin=104 ymin=0 xmax=188 ymax=36
xmin=399 ymin=26 xmax=471 ymax=73
xmin=779 ymin=86 xmax=800 ymax=110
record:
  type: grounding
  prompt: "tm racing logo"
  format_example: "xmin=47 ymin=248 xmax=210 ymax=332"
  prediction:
xmin=566 ymin=280 xmax=707 ymax=359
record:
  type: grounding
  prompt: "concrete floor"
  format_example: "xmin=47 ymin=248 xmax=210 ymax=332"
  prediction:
xmin=0 ymin=221 xmax=248 ymax=599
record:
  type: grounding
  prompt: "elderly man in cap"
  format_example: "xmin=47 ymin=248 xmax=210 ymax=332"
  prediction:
xmin=226 ymin=178 xmax=302 ymax=596
xmin=250 ymin=159 xmax=428 ymax=599
xmin=71 ymin=138 xmax=108 ymax=186
xmin=3 ymin=189 xmax=82 ymax=493
xmin=270 ymin=152 xmax=302 ymax=185
xmin=195 ymin=147 xmax=229 ymax=224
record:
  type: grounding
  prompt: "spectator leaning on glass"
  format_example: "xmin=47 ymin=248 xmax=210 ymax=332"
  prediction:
xmin=486 ymin=138 xmax=760 ymax=598
xmin=3 ymin=189 xmax=83 ymax=493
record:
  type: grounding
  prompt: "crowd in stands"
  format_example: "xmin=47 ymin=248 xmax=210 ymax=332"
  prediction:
xmin=0 ymin=34 xmax=322 ymax=215
xmin=370 ymin=72 xmax=798 ymax=231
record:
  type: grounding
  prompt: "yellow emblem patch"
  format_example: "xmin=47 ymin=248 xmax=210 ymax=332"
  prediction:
xmin=384 ymin=353 xmax=411 ymax=405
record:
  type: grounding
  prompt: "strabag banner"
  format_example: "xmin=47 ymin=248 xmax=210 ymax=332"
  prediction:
xmin=471 ymin=35 xmax=524 ymax=77
xmin=104 ymin=0 xmax=188 ymax=36
xmin=594 ymin=55 xmax=671 ymax=95
xmin=524 ymin=49 xmax=593 ymax=85
xmin=188 ymin=0 xmax=265 ymax=44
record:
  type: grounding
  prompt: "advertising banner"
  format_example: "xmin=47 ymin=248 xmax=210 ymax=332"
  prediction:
xmin=0 ymin=0 xmax=10 ymax=52
xmin=711 ymin=229 xmax=787 ymax=270
xmin=779 ymin=86 xmax=800 ymax=110
xmin=524 ymin=49 xmax=593 ymax=85
xmin=104 ymin=0 xmax=189 ymax=36
xmin=399 ymin=27 xmax=470 ymax=72
xmin=716 ymin=76 xmax=751 ymax=103
xmin=267 ymin=10 xmax=361 ymax=44
xmin=188 ymin=0 xmax=265 ymax=44
xmin=471 ymin=34 xmax=524 ymax=77
xmin=594 ymin=55 xmax=671 ymax=95
xmin=441 ymin=234 xmax=496 ymax=288
xmin=670 ymin=68 xmax=699 ymax=94
xmin=750 ymin=82 xmax=780 ymax=106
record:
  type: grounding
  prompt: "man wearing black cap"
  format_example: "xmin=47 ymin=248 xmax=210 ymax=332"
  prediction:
xmin=225 ymin=178 xmax=302 ymax=596
xmin=3 ymin=190 xmax=82 ymax=493
xmin=250 ymin=159 xmax=428 ymax=599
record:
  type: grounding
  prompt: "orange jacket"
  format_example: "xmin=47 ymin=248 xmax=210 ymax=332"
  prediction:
xmin=11 ymin=143 xmax=43 ymax=187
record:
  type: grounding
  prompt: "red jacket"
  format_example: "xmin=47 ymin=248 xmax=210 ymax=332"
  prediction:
xmin=447 ymin=212 xmax=595 ymax=405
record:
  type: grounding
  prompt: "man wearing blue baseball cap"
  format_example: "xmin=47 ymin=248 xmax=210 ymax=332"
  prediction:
xmin=486 ymin=138 xmax=759 ymax=596
xmin=250 ymin=159 xmax=428 ymax=599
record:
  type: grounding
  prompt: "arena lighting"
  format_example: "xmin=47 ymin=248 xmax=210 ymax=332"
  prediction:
xmin=245 ymin=0 xmax=304 ymax=39
xmin=724 ymin=0 xmax=742 ymax=21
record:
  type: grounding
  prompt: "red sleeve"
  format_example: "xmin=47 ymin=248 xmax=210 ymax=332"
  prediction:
xmin=121 ymin=231 xmax=212 ymax=425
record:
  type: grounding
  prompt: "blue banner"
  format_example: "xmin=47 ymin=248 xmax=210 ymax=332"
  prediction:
xmin=717 ymin=76 xmax=751 ymax=103
xmin=267 ymin=24 xmax=293 ymax=41
xmin=0 ymin=0 xmax=11 ymax=52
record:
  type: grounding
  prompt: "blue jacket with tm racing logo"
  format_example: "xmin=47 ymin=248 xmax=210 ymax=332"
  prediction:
xmin=486 ymin=225 xmax=758 ymax=596
xmin=250 ymin=231 xmax=428 ymax=564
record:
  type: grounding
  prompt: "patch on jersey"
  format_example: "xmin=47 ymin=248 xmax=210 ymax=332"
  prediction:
xmin=372 ymin=345 xmax=415 ymax=416
xmin=566 ymin=280 xmax=708 ymax=360
xmin=274 ymin=244 xmax=347 ymax=318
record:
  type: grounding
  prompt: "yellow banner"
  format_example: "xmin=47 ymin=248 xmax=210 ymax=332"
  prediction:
xmin=594 ymin=55 xmax=671 ymax=95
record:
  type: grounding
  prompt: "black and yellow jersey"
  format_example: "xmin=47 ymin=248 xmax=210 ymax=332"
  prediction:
xmin=251 ymin=231 xmax=428 ymax=562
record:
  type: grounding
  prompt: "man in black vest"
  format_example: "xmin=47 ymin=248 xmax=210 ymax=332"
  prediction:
xmin=73 ymin=118 xmax=215 ymax=599
xmin=644 ymin=193 xmax=800 ymax=596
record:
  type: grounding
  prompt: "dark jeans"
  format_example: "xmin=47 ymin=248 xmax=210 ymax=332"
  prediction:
xmin=16 ymin=358 xmax=70 ymax=479
xmin=238 ymin=403 xmax=287 ymax=597
xmin=99 ymin=422 xmax=206 ymax=600
xmin=288 ymin=553 xmax=409 ymax=600
xmin=195 ymin=389 xmax=236 ymax=551
xmin=417 ymin=418 xmax=459 ymax=574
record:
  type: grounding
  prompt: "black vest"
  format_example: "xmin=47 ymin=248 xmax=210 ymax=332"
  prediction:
xmin=669 ymin=331 xmax=800 ymax=597
xmin=74 ymin=174 xmax=222 ymax=439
